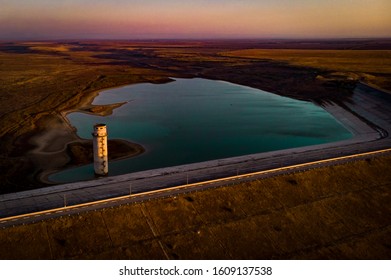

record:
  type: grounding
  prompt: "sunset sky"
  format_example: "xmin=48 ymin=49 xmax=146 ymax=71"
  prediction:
xmin=1 ymin=0 xmax=390 ymax=40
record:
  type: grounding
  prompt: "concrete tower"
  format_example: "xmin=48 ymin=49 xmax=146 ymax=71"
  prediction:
xmin=92 ymin=124 xmax=108 ymax=176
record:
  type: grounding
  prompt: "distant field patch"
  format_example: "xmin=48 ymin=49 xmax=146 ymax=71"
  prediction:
xmin=220 ymin=49 xmax=391 ymax=90
xmin=220 ymin=49 xmax=391 ymax=74
xmin=30 ymin=45 xmax=71 ymax=53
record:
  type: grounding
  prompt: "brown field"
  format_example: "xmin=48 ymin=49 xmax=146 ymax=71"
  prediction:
xmin=0 ymin=154 xmax=390 ymax=259
xmin=220 ymin=49 xmax=391 ymax=90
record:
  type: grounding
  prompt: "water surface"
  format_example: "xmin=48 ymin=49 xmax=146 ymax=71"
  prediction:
xmin=50 ymin=78 xmax=352 ymax=183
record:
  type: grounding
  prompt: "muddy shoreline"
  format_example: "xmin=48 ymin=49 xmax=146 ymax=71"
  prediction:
xmin=29 ymin=84 xmax=154 ymax=186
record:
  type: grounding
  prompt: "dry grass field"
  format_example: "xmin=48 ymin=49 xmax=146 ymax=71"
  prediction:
xmin=0 ymin=154 xmax=390 ymax=259
xmin=220 ymin=49 xmax=391 ymax=90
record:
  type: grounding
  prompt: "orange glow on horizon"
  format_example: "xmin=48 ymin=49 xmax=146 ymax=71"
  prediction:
xmin=1 ymin=1 xmax=390 ymax=39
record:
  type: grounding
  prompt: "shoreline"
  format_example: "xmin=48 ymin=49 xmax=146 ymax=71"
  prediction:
xmin=25 ymin=83 xmax=160 ymax=187
xmin=1 ymin=76 xmax=387 ymax=193
xmin=29 ymin=77 xmax=176 ymax=186
xmin=39 ymin=139 xmax=145 ymax=185
xmin=35 ymin=79 xmax=379 ymax=186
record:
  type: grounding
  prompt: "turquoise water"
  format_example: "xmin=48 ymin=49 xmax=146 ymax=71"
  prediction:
xmin=50 ymin=78 xmax=352 ymax=183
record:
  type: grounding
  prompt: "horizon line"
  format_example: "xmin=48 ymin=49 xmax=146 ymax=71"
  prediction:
xmin=1 ymin=37 xmax=391 ymax=43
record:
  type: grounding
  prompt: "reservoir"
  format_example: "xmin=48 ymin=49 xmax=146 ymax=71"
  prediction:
xmin=50 ymin=78 xmax=352 ymax=183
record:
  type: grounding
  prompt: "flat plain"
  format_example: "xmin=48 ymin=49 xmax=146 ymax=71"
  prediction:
xmin=0 ymin=39 xmax=390 ymax=259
